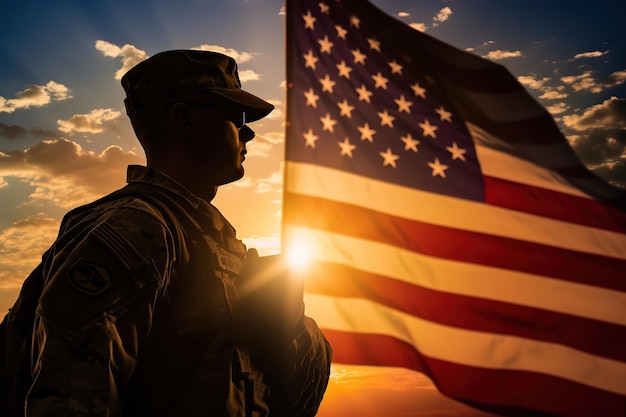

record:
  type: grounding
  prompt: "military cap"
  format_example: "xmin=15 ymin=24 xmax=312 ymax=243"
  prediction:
xmin=121 ymin=50 xmax=274 ymax=122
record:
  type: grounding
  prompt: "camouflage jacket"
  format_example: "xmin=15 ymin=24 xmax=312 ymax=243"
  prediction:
xmin=21 ymin=165 xmax=332 ymax=417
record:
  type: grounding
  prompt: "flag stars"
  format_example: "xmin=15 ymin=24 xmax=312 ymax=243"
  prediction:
xmin=446 ymin=142 xmax=467 ymax=161
xmin=319 ymin=74 xmax=336 ymax=93
xmin=395 ymin=95 xmax=413 ymax=113
xmin=372 ymin=72 xmax=389 ymax=89
xmin=436 ymin=105 xmax=452 ymax=122
xmin=320 ymin=113 xmax=338 ymax=132
xmin=338 ymin=138 xmax=356 ymax=157
xmin=319 ymin=2 xmax=330 ymax=14
xmin=367 ymin=37 xmax=381 ymax=52
xmin=337 ymin=99 xmax=355 ymax=118
xmin=388 ymin=60 xmax=403 ymax=74
xmin=351 ymin=49 xmax=367 ymax=65
xmin=428 ymin=158 xmax=449 ymax=178
xmin=318 ymin=36 xmax=334 ymax=54
xmin=335 ymin=25 xmax=348 ymax=39
xmin=358 ymin=123 xmax=376 ymax=142
xmin=350 ymin=15 xmax=360 ymax=28
xmin=419 ymin=119 xmax=438 ymax=138
xmin=336 ymin=61 xmax=353 ymax=78
xmin=304 ymin=88 xmax=320 ymax=108
xmin=377 ymin=109 xmax=395 ymax=127
xmin=302 ymin=11 xmax=316 ymax=30
xmin=379 ymin=148 xmax=399 ymax=168
xmin=355 ymin=85 xmax=373 ymax=103
xmin=401 ymin=133 xmax=420 ymax=152
xmin=303 ymin=128 xmax=319 ymax=148
xmin=303 ymin=50 xmax=319 ymax=70
xmin=411 ymin=82 xmax=427 ymax=99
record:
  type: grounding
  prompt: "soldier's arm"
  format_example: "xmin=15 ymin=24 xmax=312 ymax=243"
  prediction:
xmin=26 ymin=206 xmax=173 ymax=417
xmin=238 ymin=252 xmax=332 ymax=417
xmin=281 ymin=315 xmax=333 ymax=417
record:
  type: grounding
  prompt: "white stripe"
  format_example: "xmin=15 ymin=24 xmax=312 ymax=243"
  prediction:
xmin=284 ymin=162 xmax=626 ymax=260
xmin=469 ymin=123 xmax=593 ymax=197
xmin=287 ymin=225 xmax=626 ymax=326
xmin=304 ymin=293 xmax=626 ymax=396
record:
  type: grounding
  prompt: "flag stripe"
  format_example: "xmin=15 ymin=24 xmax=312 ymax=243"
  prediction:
xmin=302 ymin=261 xmax=626 ymax=361
xmin=284 ymin=192 xmax=626 ymax=291
xmin=285 ymin=162 xmax=626 ymax=260
xmin=483 ymin=176 xmax=626 ymax=233
xmin=288 ymin=224 xmax=626 ymax=327
xmin=470 ymin=124 xmax=625 ymax=209
xmin=322 ymin=330 xmax=625 ymax=417
xmin=304 ymin=293 xmax=626 ymax=396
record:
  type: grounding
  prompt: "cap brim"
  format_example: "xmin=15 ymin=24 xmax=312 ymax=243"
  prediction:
xmin=209 ymin=88 xmax=274 ymax=122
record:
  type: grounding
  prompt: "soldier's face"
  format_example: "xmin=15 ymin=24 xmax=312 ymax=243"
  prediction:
xmin=186 ymin=106 xmax=251 ymax=185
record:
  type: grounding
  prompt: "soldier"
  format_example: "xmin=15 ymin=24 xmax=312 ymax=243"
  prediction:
xmin=15 ymin=50 xmax=331 ymax=416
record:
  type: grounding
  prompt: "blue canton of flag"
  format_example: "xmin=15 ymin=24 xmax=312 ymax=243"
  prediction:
xmin=285 ymin=1 xmax=484 ymax=202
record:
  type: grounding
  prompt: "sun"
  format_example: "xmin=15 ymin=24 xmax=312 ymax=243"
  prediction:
xmin=284 ymin=236 xmax=313 ymax=272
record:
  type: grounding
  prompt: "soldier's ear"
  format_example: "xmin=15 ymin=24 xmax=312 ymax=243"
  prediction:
xmin=170 ymin=103 xmax=194 ymax=133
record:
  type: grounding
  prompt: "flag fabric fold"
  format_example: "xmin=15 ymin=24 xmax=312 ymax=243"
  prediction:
xmin=283 ymin=1 xmax=626 ymax=416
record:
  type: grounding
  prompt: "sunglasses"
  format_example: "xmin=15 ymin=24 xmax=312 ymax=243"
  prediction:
xmin=171 ymin=101 xmax=255 ymax=142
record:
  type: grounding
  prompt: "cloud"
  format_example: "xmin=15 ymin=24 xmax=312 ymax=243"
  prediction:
xmin=606 ymin=70 xmax=626 ymax=88
xmin=0 ymin=123 xmax=58 ymax=140
xmin=572 ymin=50 xmax=609 ymax=60
xmin=538 ymin=89 xmax=568 ymax=100
xmin=193 ymin=44 xmax=254 ymax=64
xmin=0 ymin=81 xmax=72 ymax=114
xmin=562 ymin=97 xmax=626 ymax=131
xmin=237 ymin=69 xmax=261 ymax=83
xmin=561 ymin=97 xmax=626 ymax=189
xmin=561 ymin=70 xmax=601 ymax=93
xmin=398 ymin=11 xmax=410 ymax=17
xmin=409 ymin=6 xmax=452 ymax=32
xmin=545 ymin=102 xmax=569 ymax=115
xmin=518 ymin=75 xmax=550 ymax=90
xmin=264 ymin=99 xmax=284 ymax=120
xmin=95 ymin=40 xmax=149 ymax=80
xmin=432 ymin=7 xmax=452 ymax=26
xmin=57 ymin=108 xmax=122 ymax=134
xmin=483 ymin=50 xmax=523 ymax=60
xmin=330 ymin=365 xmax=435 ymax=392
xmin=0 ymin=215 xmax=60 ymax=290
xmin=561 ymin=69 xmax=626 ymax=93
xmin=409 ymin=22 xmax=427 ymax=32
xmin=517 ymin=74 xmax=568 ymax=100
xmin=241 ymin=234 xmax=281 ymax=256
xmin=0 ymin=138 xmax=144 ymax=208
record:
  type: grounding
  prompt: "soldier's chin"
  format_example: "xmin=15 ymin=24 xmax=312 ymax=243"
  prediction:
xmin=220 ymin=168 xmax=245 ymax=185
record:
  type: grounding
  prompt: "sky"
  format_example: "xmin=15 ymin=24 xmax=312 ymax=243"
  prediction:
xmin=1 ymin=0 xmax=624 ymax=416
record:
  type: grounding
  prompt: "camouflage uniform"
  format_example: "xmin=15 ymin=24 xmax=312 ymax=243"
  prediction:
xmin=26 ymin=165 xmax=332 ymax=417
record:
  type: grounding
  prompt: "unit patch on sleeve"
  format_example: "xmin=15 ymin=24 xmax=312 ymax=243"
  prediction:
xmin=67 ymin=259 xmax=112 ymax=296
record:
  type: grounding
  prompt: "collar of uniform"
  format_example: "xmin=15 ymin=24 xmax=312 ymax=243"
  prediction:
xmin=126 ymin=165 xmax=233 ymax=235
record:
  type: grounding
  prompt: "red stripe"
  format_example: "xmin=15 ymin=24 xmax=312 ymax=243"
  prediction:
xmin=323 ymin=330 xmax=626 ymax=417
xmin=484 ymin=176 xmax=626 ymax=233
xmin=284 ymin=192 xmax=626 ymax=291
xmin=304 ymin=262 xmax=626 ymax=362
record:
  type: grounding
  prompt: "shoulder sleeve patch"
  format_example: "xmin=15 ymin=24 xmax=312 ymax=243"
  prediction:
xmin=67 ymin=259 xmax=112 ymax=296
xmin=38 ymin=209 xmax=173 ymax=354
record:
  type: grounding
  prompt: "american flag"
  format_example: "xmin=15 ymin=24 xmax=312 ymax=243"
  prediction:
xmin=283 ymin=1 xmax=626 ymax=416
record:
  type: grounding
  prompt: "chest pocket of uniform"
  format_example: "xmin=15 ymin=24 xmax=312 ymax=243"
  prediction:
xmin=166 ymin=234 xmax=245 ymax=348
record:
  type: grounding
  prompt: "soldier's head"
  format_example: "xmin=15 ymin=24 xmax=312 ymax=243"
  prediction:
xmin=121 ymin=50 xmax=274 ymax=186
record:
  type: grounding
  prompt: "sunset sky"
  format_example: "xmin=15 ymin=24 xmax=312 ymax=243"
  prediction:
xmin=1 ymin=0 xmax=624 ymax=415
